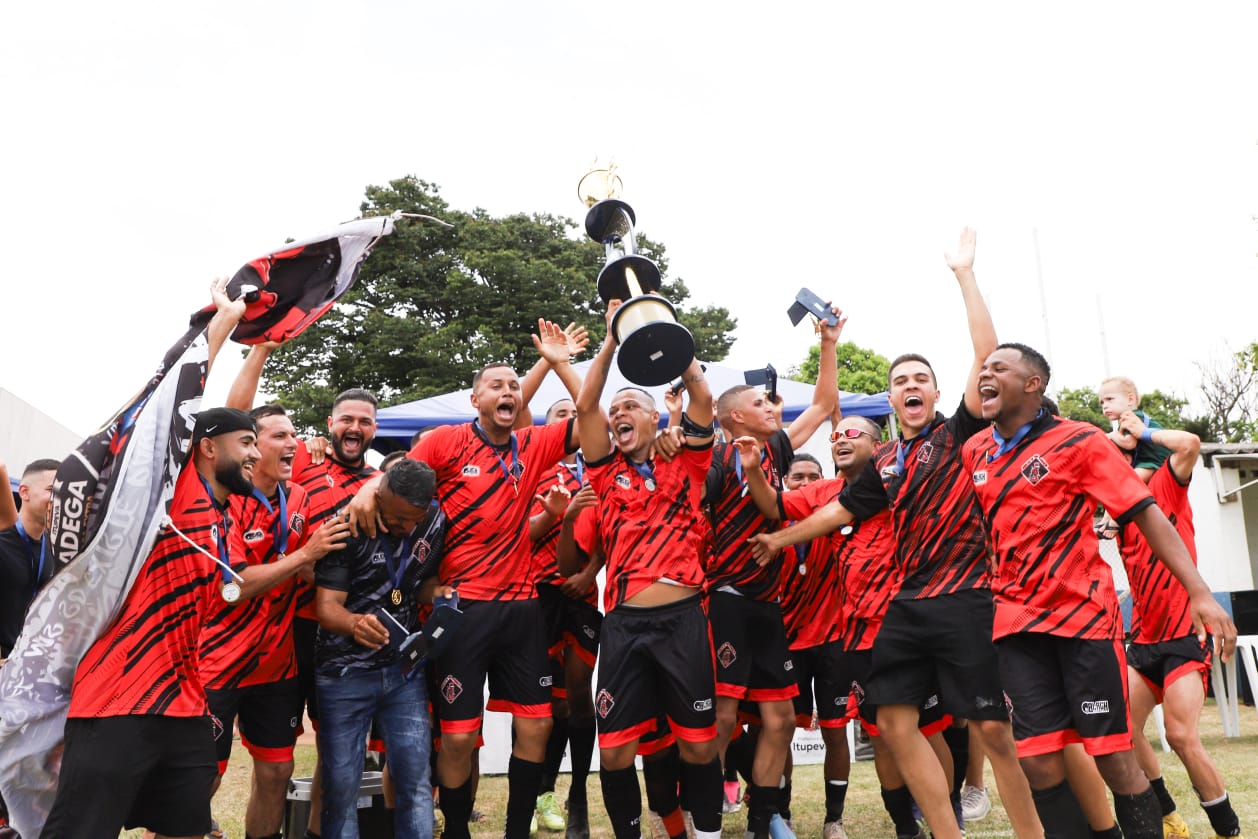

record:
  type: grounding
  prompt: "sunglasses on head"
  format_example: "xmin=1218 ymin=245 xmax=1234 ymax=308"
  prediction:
xmin=830 ymin=427 xmax=873 ymax=443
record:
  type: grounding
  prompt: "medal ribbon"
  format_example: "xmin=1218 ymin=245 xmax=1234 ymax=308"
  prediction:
xmin=473 ymin=420 xmax=522 ymax=493
xmin=626 ymin=456 xmax=655 ymax=488
xmin=733 ymin=446 xmax=769 ymax=491
xmin=198 ymin=475 xmax=234 ymax=587
xmin=562 ymin=453 xmax=585 ymax=487
xmin=383 ymin=531 xmax=418 ymax=601
xmin=250 ymin=485 xmax=290 ymax=557
xmin=987 ymin=409 xmax=1043 ymax=463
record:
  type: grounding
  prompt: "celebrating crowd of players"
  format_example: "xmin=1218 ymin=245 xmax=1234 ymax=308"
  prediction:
xmin=0 ymin=233 xmax=1247 ymax=839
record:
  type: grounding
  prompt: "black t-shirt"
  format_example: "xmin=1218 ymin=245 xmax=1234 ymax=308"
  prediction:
xmin=314 ymin=507 xmax=445 ymax=675
xmin=0 ymin=522 xmax=54 ymax=658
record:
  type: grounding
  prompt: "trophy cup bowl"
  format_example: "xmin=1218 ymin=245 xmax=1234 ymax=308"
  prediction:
xmin=579 ymin=167 xmax=695 ymax=387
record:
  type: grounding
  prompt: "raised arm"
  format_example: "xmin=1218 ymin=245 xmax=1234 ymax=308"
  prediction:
xmin=946 ymin=228 xmax=998 ymax=418
xmin=1132 ymin=505 xmax=1236 ymax=662
xmin=516 ymin=322 xmax=589 ymax=428
xmin=575 ymin=306 xmax=619 ymax=463
xmin=787 ymin=304 xmax=846 ymax=449
xmin=0 ymin=458 xmax=17 ymax=531
xmin=678 ymin=356 xmax=714 ymax=443
xmin=206 ymin=276 xmax=248 ymax=376
xmin=225 ymin=342 xmax=281 ymax=411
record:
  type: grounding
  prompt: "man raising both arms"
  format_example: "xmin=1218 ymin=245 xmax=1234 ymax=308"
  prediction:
xmin=962 ymin=343 xmax=1235 ymax=839
xmin=704 ymin=303 xmax=842 ymax=838
xmin=573 ymin=299 xmax=722 ymax=839
xmin=347 ymin=319 xmax=583 ymax=839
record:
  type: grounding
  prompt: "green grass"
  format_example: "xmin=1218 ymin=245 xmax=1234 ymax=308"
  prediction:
xmin=124 ymin=700 xmax=1258 ymax=837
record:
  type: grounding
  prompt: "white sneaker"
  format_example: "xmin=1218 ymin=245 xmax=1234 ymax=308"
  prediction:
xmin=960 ymin=784 xmax=991 ymax=822
xmin=823 ymin=820 xmax=848 ymax=839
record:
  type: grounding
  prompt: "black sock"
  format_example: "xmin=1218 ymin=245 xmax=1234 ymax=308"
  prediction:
xmin=439 ymin=777 xmax=474 ymax=839
xmin=825 ymin=779 xmax=849 ymax=822
xmin=1114 ymin=787 xmax=1163 ymax=839
xmin=943 ymin=725 xmax=970 ymax=797
xmin=567 ymin=716 xmax=595 ymax=808
xmin=642 ymin=749 xmax=682 ymax=819
xmin=1092 ymin=827 xmax=1123 ymax=839
xmin=246 ymin=834 xmax=282 ymax=839
xmin=881 ymin=785 xmax=919 ymax=836
xmin=747 ymin=784 xmax=780 ymax=832
xmin=1149 ymin=775 xmax=1177 ymax=816
xmin=680 ymin=757 xmax=723 ymax=834
xmin=506 ymin=755 xmax=546 ymax=839
xmin=600 ymin=764 xmax=643 ymax=839
xmin=1203 ymin=793 xmax=1242 ymax=837
xmin=780 ymin=780 xmax=792 ymax=821
xmin=1031 ymin=781 xmax=1090 ymax=839
xmin=541 ymin=715 xmax=569 ymax=794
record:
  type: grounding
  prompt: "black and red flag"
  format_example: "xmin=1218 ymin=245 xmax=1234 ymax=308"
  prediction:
xmin=0 ymin=216 xmax=395 ymax=837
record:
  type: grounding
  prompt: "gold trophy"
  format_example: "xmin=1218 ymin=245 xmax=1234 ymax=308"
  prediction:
xmin=579 ymin=164 xmax=695 ymax=386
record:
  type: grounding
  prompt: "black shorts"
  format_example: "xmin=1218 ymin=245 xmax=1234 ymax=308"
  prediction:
xmin=790 ymin=641 xmax=848 ymax=728
xmin=431 ymin=598 xmax=552 ymax=734
xmin=1126 ymin=634 xmax=1212 ymax=703
xmin=840 ymin=648 xmax=951 ymax=737
xmin=596 ymin=595 xmax=717 ymax=749
xmin=43 ymin=716 xmax=217 ymax=839
xmin=709 ymin=591 xmax=799 ymax=703
xmin=867 ymin=589 xmax=1008 ymax=721
xmin=997 ymin=633 xmax=1132 ymax=757
xmin=294 ymin=615 xmax=320 ymax=724
xmin=206 ymin=678 xmax=303 ymax=771
xmin=538 ymin=583 xmax=602 ymax=665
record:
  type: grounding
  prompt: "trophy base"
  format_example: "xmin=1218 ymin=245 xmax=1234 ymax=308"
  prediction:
xmin=613 ymin=297 xmax=695 ymax=387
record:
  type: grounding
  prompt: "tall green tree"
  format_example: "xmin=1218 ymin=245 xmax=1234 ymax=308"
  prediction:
xmin=1054 ymin=384 xmax=1214 ymax=441
xmin=1055 ymin=386 xmax=1107 ymax=430
xmin=794 ymin=341 xmax=891 ymax=394
xmin=1197 ymin=342 xmax=1258 ymax=443
xmin=262 ymin=177 xmax=736 ymax=431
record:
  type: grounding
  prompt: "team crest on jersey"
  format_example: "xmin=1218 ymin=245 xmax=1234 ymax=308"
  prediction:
xmin=441 ymin=675 xmax=463 ymax=704
xmin=412 ymin=539 xmax=430 ymax=563
xmin=615 ymin=474 xmax=632 ymax=490
xmin=290 ymin=513 xmax=306 ymax=537
xmin=243 ymin=528 xmax=266 ymax=543
xmin=783 ymin=659 xmax=794 ymax=672
xmin=1020 ymin=454 xmax=1050 ymax=485
xmin=850 ymin=680 xmax=865 ymax=706
xmin=461 ymin=464 xmax=481 ymax=478
xmin=972 ymin=469 xmax=988 ymax=486
xmin=916 ymin=441 xmax=935 ymax=464
xmin=597 ymin=688 xmax=615 ymax=718
xmin=717 ymin=642 xmax=737 ymax=669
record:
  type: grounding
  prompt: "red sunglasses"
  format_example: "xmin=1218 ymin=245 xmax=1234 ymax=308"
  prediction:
xmin=830 ymin=427 xmax=874 ymax=443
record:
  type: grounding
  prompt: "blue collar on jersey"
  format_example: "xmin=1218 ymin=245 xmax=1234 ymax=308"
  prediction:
xmin=988 ymin=409 xmax=1045 ymax=463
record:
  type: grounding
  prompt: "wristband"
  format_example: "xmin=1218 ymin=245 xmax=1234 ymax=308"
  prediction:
xmin=680 ymin=412 xmax=714 ymax=438
xmin=1140 ymin=428 xmax=1154 ymax=443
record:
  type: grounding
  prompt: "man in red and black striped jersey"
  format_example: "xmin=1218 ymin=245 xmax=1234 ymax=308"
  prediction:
xmin=741 ymin=418 xmax=950 ymax=839
xmin=42 ymin=406 xmax=261 ymax=839
xmin=704 ymin=304 xmax=843 ymax=837
xmin=745 ymin=231 xmax=1037 ymax=839
xmin=199 ymin=401 xmax=352 ymax=839
xmin=346 ymin=319 xmax=583 ymax=839
xmin=528 ymin=398 xmax=603 ymax=836
xmin=963 ymin=343 xmax=1236 ymax=839
xmin=573 ymin=299 xmax=723 ymax=839
xmin=1108 ymin=411 xmax=1244 ymax=839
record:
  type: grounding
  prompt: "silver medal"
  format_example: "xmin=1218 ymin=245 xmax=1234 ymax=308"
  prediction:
xmin=798 ymin=563 xmax=807 ymax=576
xmin=839 ymin=525 xmax=853 ymax=536
xmin=645 ymin=478 xmax=656 ymax=492
xmin=221 ymin=582 xmax=242 ymax=603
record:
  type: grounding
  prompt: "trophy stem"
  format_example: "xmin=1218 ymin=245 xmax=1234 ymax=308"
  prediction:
xmin=623 ymin=265 xmax=645 ymax=298
xmin=618 ymin=209 xmax=638 ymax=255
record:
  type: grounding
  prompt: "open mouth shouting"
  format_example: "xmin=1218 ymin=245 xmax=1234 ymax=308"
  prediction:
xmin=613 ymin=420 xmax=637 ymax=450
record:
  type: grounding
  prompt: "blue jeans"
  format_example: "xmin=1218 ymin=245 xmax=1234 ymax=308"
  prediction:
xmin=317 ymin=666 xmax=433 ymax=839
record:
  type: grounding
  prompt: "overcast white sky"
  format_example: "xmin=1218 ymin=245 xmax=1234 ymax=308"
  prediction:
xmin=4 ymin=1 xmax=1256 ymax=436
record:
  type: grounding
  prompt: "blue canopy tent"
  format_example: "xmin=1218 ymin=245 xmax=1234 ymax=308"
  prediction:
xmin=375 ymin=359 xmax=892 ymax=449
